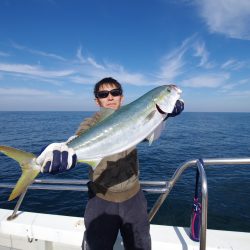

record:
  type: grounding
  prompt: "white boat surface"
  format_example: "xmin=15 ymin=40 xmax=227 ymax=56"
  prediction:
xmin=0 ymin=208 xmax=250 ymax=250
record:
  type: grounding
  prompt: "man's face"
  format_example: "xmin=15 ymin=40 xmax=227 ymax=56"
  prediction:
xmin=95 ymin=83 xmax=124 ymax=110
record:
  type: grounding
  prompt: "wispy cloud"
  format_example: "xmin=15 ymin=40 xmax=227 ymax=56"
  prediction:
xmin=11 ymin=42 xmax=67 ymax=61
xmin=87 ymin=57 xmax=105 ymax=70
xmin=227 ymin=90 xmax=250 ymax=97
xmin=0 ymin=63 xmax=75 ymax=78
xmin=0 ymin=37 xmax=245 ymax=93
xmin=0 ymin=87 xmax=51 ymax=96
xmin=196 ymin=0 xmax=250 ymax=40
xmin=76 ymin=46 xmax=85 ymax=63
xmin=0 ymin=87 xmax=76 ymax=98
xmin=0 ymin=51 xmax=10 ymax=57
xmin=181 ymin=73 xmax=230 ymax=88
xmin=157 ymin=35 xmax=213 ymax=82
xmin=221 ymin=59 xmax=247 ymax=70
xmin=76 ymin=46 xmax=105 ymax=70
xmin=221 ymin=78 xmax=250 ymax=90
xmin=157 ymin=37 xmax=190 ymax=82
xmin=193 ymin=41 xmax=212 ymax=68
xmin=74 ymin=47 xmax=148 ymax=85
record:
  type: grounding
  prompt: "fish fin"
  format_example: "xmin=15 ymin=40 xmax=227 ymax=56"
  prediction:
xmin=0 ymin=145 xmax=35 ymax=165
xmin=78 ymin=158 xmax=102 ymax=170
xmin=146 ymin=122 xmax=166 ymax=145
xmin=147 ymin=133 xmax=155 ymax=146
xmin=144 ymin=110 xmax=156 ymax=124
xmin=0 ymin=145 xmax=40 ymax=201
xmin=8 ymin=167 xmax=40 ymax=201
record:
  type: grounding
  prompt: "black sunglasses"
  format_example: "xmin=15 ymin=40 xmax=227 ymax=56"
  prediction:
xmin=95 ymin=88 xmax=122 ymax=99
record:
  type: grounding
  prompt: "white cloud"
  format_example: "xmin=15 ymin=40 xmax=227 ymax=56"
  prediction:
xmin=157 ymin=36 xmax=193 ymax=82
xmin=221 ymin=78 xmax=250 ymax=90
xmin=76 ymin=46 xmax=85 ymax=63
xmin=0 ymin=87 xmax=51 ymax=96
xmin=11 ymin=42 xmax=66 ymax=61
xmin=221 ymin=59 xmax=246 ymax=70
xmin=70 ymin=75 xmax=95 ymax=84
xmin=76 ymin=46 xmax=105 ymax=69
xmin=157 ymin=35 xmax=213 ymax=83
xmin=197 ymin=0 xmax=250 ymax=40
xmin=74 ymin=49 xmax=149 ymax=85
xmin=0 ymin=63 xmax=75 ymax=78
xmin=0 ymin=87 xmax=76 ymax=98
xmin=193 ymin=41 xmax=211 ymax=68
xmin=0 ymin=87 xmax=92 ymax=111
xmin=181 ymin=73 xmax=230 ymax=88
xmin=87 ymin=57 xmax=105 ymax=70
xmin=0 ymin=51 xmax=10 ymax=57
xmin=227 ymin=90 xmax=250 ymax=97
xmin=58 ymin=89 xmax=74 ymax=96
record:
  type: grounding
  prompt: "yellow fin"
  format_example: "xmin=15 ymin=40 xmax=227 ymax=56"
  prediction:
xmin=78 ymin=158 xmax=102 ymax=170
xmin=0 ymin=145 xmax=40 ymax=201
xmin=8 ymin=167 xmax=40 ymax=201
xmin=0 ymin=145 xmax=35 ymax=165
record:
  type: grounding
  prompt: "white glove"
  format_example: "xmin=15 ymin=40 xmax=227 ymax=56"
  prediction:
xmin=36 ymin=142 xmax=77 ymax=174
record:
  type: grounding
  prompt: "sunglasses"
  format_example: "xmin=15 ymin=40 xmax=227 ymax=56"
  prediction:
xmin=95 ymin=88 xmax=122 ymax=99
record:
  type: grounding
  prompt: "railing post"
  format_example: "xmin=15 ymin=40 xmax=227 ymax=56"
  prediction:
xmin=7 ymin=188 xmax=28 ymax=221
xmin=148 ymin=182 xmax=172 ymax=222
xmin=197 ymin=159 xmax=208 ymax=250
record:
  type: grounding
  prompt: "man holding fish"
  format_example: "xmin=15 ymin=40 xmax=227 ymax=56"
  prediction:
xmin=37 ymin=77 xmax=184 ymax=250
xmin=0 ymin=77 xmax=184 ymax=249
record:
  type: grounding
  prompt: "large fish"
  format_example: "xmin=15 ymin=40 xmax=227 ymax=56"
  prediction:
xmin=0 ymin=85 xmax=182 ymax=201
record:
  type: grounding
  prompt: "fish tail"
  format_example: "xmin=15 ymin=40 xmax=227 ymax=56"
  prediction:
xmin=0 ymin=145 xmax=40 ymax=201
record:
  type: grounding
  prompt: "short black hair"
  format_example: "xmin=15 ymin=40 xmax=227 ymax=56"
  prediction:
xmin=94 ymin=77 xmax=123 ymax=98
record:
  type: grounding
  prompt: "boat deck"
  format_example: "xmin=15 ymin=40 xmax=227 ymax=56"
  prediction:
xmin=0 ymin=209 xmax=249 ymax=250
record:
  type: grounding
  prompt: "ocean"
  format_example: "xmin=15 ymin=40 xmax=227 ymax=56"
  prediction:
xmin=0 ymin=111 xmax=250 ymax=232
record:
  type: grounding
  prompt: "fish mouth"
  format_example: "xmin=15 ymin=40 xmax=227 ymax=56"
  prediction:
xmin=170 ymin=84 xmax=182 ymax=94
xmin=156 ymin=104 xmax=166 ymax=114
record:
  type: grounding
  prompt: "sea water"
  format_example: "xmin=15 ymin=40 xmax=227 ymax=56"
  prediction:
xmin=0 ymin=111 xmax=249 ymax=232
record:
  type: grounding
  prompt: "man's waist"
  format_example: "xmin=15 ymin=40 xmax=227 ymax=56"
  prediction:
xmin=89 ymin=180 xmax=140 ymax=202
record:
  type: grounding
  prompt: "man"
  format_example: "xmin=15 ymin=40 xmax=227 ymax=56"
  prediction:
xmin=37 ymin=77 xmax=184 ymax=250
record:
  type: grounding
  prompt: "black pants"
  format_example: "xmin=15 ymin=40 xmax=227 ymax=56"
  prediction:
xmin=82 ymin=189 xmax=151 ymax=250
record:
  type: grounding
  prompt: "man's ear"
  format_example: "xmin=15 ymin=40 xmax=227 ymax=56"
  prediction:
xmin=95 ymin=98 xmax=100 ymax=107
xmin=95 ymin=98 xmax=101 ymax=107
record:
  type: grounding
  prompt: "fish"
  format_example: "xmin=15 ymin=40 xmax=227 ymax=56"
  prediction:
xmin=0 ymin=84 xmax=182 ymax=201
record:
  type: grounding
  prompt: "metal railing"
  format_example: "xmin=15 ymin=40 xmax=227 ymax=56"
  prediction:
xmin=1 ymin=157 xmax=250 ymax=250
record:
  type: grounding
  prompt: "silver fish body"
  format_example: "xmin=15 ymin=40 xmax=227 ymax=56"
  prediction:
xmin=68 ymin=84 xmax=181 ymax=166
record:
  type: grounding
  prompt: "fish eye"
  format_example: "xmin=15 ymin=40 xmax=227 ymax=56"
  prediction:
xmin=167 ymin=88 xmax=171 ymax=93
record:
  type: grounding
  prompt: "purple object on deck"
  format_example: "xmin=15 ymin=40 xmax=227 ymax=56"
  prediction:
xmin=189 ymin=166 xmax=202 ymax=241
xmin=190 ymin=198 xmax=201 ymax=241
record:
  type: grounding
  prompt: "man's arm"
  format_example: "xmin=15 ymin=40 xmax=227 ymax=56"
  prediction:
xmin=36 ymin=112 xmax=102 ymax=174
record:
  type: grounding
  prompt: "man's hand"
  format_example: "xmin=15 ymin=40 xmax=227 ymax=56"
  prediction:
xmin=36 ymin=143 xmax=77 ymax=174
xmin=167 ymin=99 xmax=184 ymax=118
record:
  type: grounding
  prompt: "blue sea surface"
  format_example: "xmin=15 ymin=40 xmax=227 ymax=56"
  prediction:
xmin=0 ymin=112 xmax=250 ymax=232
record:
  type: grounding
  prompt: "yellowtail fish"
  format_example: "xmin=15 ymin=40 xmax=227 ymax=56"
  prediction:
xmin=0 ymin=85 xmax=182 ymax=201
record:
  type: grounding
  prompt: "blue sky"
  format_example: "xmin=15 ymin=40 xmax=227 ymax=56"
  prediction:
xmin=0 ymin=0 xmax=250 ymax=111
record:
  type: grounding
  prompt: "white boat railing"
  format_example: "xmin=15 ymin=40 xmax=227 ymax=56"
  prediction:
xmin=1 ymin=157 xmax=250 ymax=250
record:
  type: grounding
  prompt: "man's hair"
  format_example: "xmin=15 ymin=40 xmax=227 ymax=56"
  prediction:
xmin=94 ymin=77 xmax=123 ymax=97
